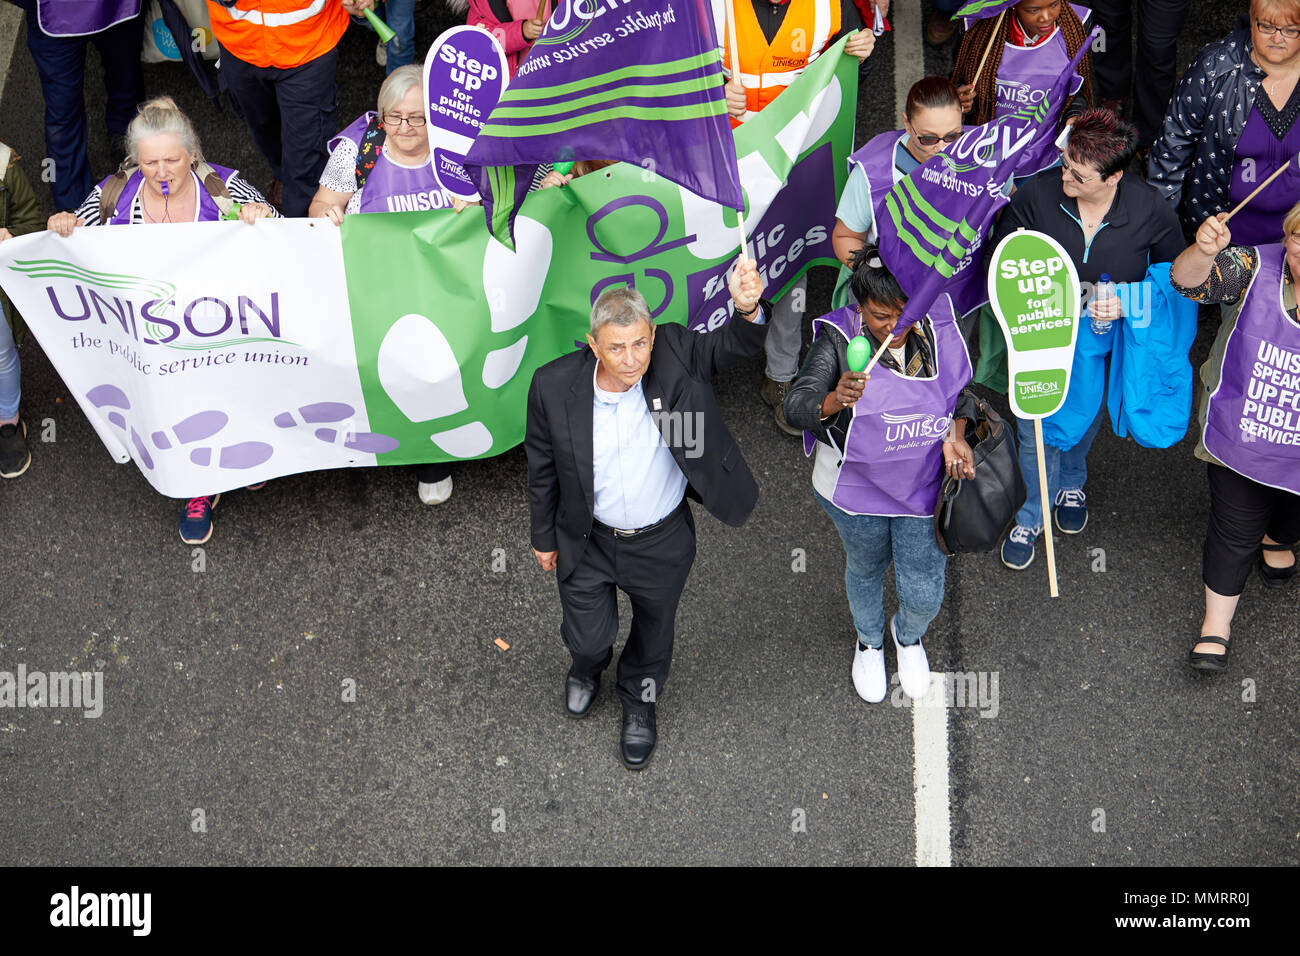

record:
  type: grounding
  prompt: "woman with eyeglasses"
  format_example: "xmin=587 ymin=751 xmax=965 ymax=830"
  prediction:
xmin=309 ymin=64 xmax=458 ymax=506
xmin=1150 ymin=2 xmax=1300 ymax=245
xmin=987 ymin=108 xmax=1184 ymax=572
xmin=832 ymin=77 xmax=964 ymax=281
xmin=783 ymin=246 xmax=978 ymax=704
xmin=1169 ymin=204 xmax=1300 ymax=671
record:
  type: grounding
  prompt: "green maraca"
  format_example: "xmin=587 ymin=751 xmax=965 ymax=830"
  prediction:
xmin=846 ymin=335 xmax=872 ymax=373
xmin=363 ymin=8 xmax=396 ymax=44
xmin=552 ymin=160 xmax=574 ymax=175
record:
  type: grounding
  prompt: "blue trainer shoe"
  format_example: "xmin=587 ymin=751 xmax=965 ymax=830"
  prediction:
xmin=179 ymin=494 xmax=220 ymax=545
xmin=1053 ymin=488 xmax=1088 ymax=534
xmin=1000 ymin=524 xmax=1038 ymax=570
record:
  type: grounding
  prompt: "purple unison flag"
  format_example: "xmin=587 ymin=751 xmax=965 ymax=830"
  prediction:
xmin=876 ymin=29 xmax=1095 ymax=334
xmin=461 ymin=0 xmax=742 ymax=249
xmin=952 ymin=0 xmax=1020 ymax=25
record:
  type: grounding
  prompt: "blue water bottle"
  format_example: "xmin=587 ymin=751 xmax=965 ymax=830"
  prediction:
xmin=1090 ymin=273 xmax=1116 ymax=335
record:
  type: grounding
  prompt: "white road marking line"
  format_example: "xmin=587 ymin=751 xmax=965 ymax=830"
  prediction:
xmin=913 ymin=672 xmax=952 ymax=866
xmin=894 ymin=0 xmax=926 ymax=124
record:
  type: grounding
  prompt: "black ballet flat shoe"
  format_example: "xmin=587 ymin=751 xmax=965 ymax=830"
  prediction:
xmin=1188 ymin=636 xmax=1230 ymax=673
xmin=1257 ymin=543 xmax=1297 ymax=589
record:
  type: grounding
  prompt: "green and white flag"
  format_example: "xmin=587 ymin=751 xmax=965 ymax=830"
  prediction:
xmin=0 ymin=44 xmax=856 ymax=499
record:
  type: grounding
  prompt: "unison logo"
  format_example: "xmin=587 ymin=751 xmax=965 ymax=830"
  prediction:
xmin=50 ymin=887 xmax=150 ymax=936
xmin=881 ymin=411 xmax=951 ymax=443
xmin=7 ymin=258 xmax=297 ymax=351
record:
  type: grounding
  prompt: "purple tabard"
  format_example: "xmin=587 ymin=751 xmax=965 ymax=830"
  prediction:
xmin=37 ymin=0 xmax=140 ymax=37
xmin=804 ymin=295 xmax=973 ymax=516
xmin=331 ymin=113 xmax=454 ymax=215
xmin=103 ymin=164 xmax=234 ymax=224
xmin=846 ymin=131 xmax=907 ymax=243
xmin=1204 ymin=243 xmax=1300 ymax=495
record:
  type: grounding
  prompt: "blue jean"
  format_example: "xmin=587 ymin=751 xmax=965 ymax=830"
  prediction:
xmin=0 ymin=316 xmax=19 ymax=420
xmin=1014 ymin=404 xmax=1105 ymax=531
xmin=814 ymin=489 xmax=948 ymax=649
xmin=19 ymin=0 xmax=145 ymax=211
xmin=374 ymin=1 xmax=417 ymax=73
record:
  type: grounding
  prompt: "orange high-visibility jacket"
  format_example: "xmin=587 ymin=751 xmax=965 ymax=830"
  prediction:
xmin=721 ymin=0 xmax=840 ymax=123
xmin=208 ymin=0 xmax=350 ymax=69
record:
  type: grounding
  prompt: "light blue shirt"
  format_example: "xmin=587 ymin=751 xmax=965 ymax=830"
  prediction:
xmin=835 ymin=135 xmax=922 ymax=235
xmin=591 ymin=364 xmax=687 ymax=530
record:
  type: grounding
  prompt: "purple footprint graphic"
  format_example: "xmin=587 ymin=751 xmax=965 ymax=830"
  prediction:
xmin=273 ymin=401 xmax=399 ymax=454
xmin=84 ymin=383 xmax=273 ymax=471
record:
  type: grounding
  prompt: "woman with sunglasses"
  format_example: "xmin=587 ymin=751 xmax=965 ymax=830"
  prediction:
xmin=1150 ymin=1 xmax=1300 ymax=245
xmin=989 ymin=108 xmax=1184 ymax=571
xmin=309 ymin=65 xmax=457 ymax=506
xmin=783 ymin=246 xmax=978 ymax=704
xmin=830 ymin=77 xmax=964 ymax=310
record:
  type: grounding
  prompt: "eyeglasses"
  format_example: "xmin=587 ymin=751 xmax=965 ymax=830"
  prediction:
xmin=1061 ymin=156 xmax=1100 ymax=184
xmin=382 ymin=112 xmax=427 ymax=128
xmin=1256 ymin=20 xmax=1300 ymax=39
xmin=913 ymin=131 xmax=962 ymax=147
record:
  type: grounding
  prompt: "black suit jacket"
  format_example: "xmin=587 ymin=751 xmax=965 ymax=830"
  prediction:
xmin=526 ymin=314 xmax=768 ymax=581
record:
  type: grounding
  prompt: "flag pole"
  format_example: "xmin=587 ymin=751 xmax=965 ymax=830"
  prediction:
xmin=1034 ymin=418 xmax=1060 ymax=597
xmin=969 ymin=9 xmax=1007 ymax=92
xmin=724 ymin=0 xmax=749 ymax=259
xmin=1222 ymin=156 xmax=1297 ymax=223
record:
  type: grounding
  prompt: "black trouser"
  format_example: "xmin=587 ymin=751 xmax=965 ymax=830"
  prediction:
xmin=216 ymin=46 xmax=339 ymax=218
xmin=1203 ymin=463 xmax=1300 ymax=596
xmin=414 ymin=462 xmax=452 ymax=483
xmin=558 ymin=503 xmax=695 ymax=711
xmin=1089 ymin=0 xmax=1190 ymax=147
xmin=18 ymin=0 xmax=144 ymax=211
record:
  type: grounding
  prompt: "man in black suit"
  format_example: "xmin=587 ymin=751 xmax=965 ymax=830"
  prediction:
xmin=526 ymin=259 xmax=767 ymax=770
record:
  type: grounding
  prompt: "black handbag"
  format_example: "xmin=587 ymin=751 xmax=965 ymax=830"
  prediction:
xmin=934 ymin=391 xmax=1027 ymax=555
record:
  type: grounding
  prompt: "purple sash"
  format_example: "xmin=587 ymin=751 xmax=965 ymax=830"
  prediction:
xmin=993 ymin=5 xmax=1088 ymax=177
xmin=1204 ymin=244 xmax=1300 ymax=495
xmin=846 ymin=131 xmax=906 ymax=243
xmin=804 ymin=295 xmax=973 ymax=516
xmin=102 ymin=164 xmax=234 ymax=225
xmin=331 ymin=113 xmax=454 ymax=215
xmin=37 ymin=0 xmax=140 ymax=37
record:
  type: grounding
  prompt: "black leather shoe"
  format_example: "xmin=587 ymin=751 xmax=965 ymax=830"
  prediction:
xmin=564 ymin=671 xmax=599 ymax=718
xmin=620 ymin=705 xmax=657 ymax=771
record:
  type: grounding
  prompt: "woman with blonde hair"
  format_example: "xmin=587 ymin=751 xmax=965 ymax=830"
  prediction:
xmin=47 ymin=96 xmax=276 ymax=545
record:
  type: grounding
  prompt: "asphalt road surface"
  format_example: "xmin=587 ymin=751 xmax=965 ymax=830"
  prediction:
xmin=0 ymin=0 xmax=1295 ymax=868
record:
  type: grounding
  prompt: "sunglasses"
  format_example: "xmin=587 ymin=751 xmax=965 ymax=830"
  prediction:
xmin=913 ymin=131 xmax=962 ymax=147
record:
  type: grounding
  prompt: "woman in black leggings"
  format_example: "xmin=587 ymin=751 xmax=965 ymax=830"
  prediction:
xmin=1171 ymin=205 xmax=1300 ymax=671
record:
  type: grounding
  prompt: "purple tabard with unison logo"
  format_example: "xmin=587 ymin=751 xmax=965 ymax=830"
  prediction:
xmin=803 ymin=296 xmax=972 ymax=517
xmin=102 ymin=164 xmax=235 ymax=224
xmin=37 ymin=0 xmax=140 ymax=36
xmin=424 ymin=26 xmax=508 ymax=201
xmin=992 ymin=5 xmax=1087 ymax=177
xmin=846 ymin=131 xmax=906 ymax=243
xmin=1204 ymin=243 xmax=1300 ymax=496
xmin=331 ymin=113 xmax=454 ymax=214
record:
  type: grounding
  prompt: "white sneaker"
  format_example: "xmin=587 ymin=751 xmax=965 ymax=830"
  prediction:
xmin=891 ymin=617 xmax=932 ymax=700
xmin=418 ymin=475 xmax=453 ymax=505
xmin=376 ymin=40 xmax=388 ymax=66
xmin=851 ymin=639 xmax=887 ymax=703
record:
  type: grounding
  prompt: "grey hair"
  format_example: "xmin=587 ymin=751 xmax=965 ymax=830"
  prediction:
xmin=590 ymin=286 xmax=651 ymax=336
xmin=126 ymin=96 xmax=204 ymax=166
xmin=378 ymin=64 xmax=424 ymax=117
